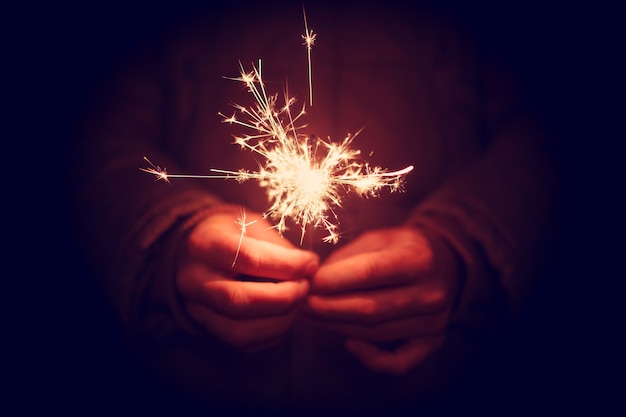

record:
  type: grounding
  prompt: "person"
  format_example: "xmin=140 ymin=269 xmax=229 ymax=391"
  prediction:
xmin=68 ymin=1 xmax=561 ymax=414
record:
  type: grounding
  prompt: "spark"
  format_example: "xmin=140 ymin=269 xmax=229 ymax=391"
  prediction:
xmin=302 ymin=5 xmax=316 ymax=106
xmin=143 ymin=60 xmax=413 ymax=245
xmin=141 ymin=156 xmax=254 ymax=182
xmin=142 ymin=11 xmax=413 ymax=246
xmin=233 ymin=209 xmax=257 ymax=267
xmin=140 ymin=157 xmax=170 ymax=183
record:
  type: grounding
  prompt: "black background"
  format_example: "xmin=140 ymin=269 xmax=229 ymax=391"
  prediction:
xmin=6 ymin=0 xmax=619 ymax=414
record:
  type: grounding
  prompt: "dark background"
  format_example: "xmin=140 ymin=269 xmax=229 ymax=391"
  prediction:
xmin=7 ymin=0 xmax=618 ymax=414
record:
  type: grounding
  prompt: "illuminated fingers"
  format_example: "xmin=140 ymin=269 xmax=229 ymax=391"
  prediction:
xmin=301 ymin=227 xmax=455 ymax=373
xmin=177 ymin=262 xmax=310 ymax=349
xmin=184 ymin=275 xmax=310 ymax=319
xmin=311 ymin=252 xmax=421 ymax=293
xmin=185 ymin=210 xmax=319 ymax=280
xmin=311 ymin=229 xmax=434 ymax=293
xmin=231 ymin=237 xmax=319 ymax=280
xmin=176 ymin=206 xmax=320 ymax=351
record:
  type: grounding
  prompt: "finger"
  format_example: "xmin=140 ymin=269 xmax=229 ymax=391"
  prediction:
xmin=312 ymin=228 xmax=435 ymax=294
xmin=233 ymin=236 xmax=319 ymax=280
xmin=185 ymin=275 xmax=310 ymax=319
xmin=345 ymin=337 xmax=444 ymax=375
xmin=322 ymin=229 xmax=402 ymax=262
xmin=186 ymin=209 xmax=319 ymax=279
xmin=186 ymin=301 xmax=298 ymax=351
xmin=301 ymin=314 xmax=447 ymax=342
xmin=190 ymin=231 xmax=319 ymax=280
xmin=312 ymin=249 xmax=432 ymax=294
xmin=303 ymin=283 xmax=449 ymax=324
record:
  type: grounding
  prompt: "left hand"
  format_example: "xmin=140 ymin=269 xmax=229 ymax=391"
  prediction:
xmin=176 ymin=205 xmax=319 ymax=352
xmin=301 ymin=227 xmax=460 ymax=375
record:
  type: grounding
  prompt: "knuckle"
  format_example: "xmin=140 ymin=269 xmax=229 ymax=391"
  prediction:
xmin=230 ymin=285 xmax=249 ymax=309
xmin=214 ymin=285 xmax=250 ymax=316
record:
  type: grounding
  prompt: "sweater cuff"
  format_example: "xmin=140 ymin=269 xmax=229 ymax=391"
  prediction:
xmin=138 ymin=207 xmax=221 ymax=340
xmin=108 ymin=189 xmax=223 ymax=341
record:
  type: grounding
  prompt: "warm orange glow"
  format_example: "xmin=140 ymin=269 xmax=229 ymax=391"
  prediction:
xmin=143 ymin=61 xmax=413 ymax=244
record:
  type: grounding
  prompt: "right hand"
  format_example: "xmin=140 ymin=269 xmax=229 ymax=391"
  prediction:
xmin=176 ymin=205 xmax=319 ymax=351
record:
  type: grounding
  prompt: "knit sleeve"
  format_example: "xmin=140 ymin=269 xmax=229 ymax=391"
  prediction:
xmin=68 ymin=38 xmax=222 ymax=339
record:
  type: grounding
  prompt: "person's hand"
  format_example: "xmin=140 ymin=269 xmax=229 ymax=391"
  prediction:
xmin=301 ymin=227 xmax=460 ymax=374
xmin=176 ymin=205 xmax=319 ymax=351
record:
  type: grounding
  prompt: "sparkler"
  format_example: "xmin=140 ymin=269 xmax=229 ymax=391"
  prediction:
xmin=234 ymin=209 xmax=257 ymax=268
xmin=302 ymin=4 xmax=316 ymax=106
xmin=142 ymin=12 xmax=414 ymax=249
